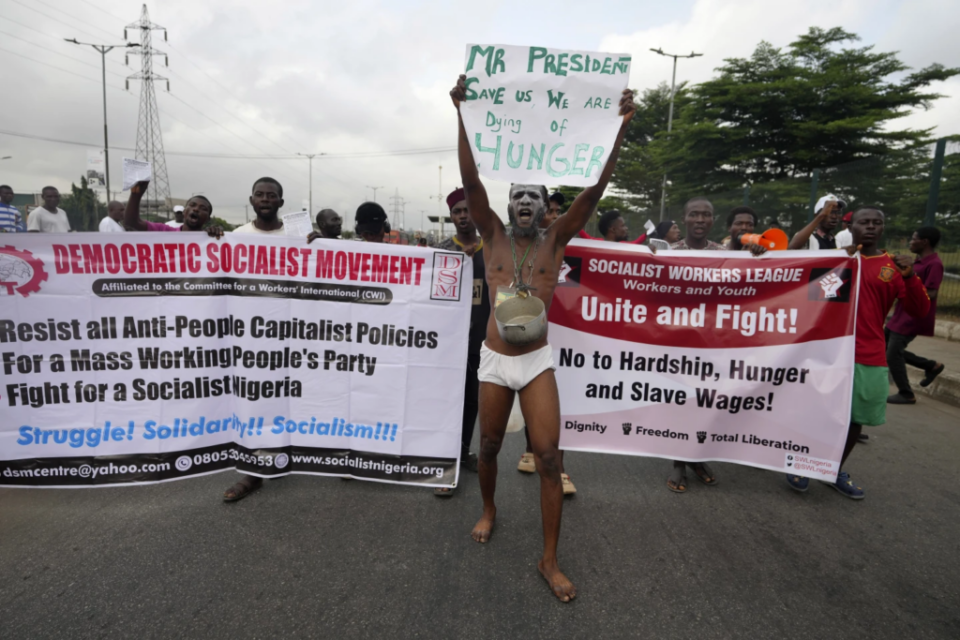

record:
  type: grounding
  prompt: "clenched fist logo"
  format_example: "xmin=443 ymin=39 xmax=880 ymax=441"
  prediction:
xmin=819 ymin=272 xmax=844 ymax=298
xmin=622 ymin=423 xmax=632 ymax=435
xmin=696 ymin=431 xmax=707 ymax=444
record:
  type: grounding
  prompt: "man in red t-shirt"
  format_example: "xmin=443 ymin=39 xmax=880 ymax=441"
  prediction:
xmin=787 ymin=207 xmax=929 ymax=499
xmin=885 ymin=226 xmax=945 ymax=403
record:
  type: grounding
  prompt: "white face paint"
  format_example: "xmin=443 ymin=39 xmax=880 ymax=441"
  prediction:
xmin=508 ymin=184 xmax=547 ymax=238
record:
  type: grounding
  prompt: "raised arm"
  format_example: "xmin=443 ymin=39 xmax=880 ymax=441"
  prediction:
xmin=451 ymin=74 xmax=502 ymax=243
xmin=124 ymin=180 xmax=150 ymax=231
xmin=788 ymin=201 xmax=836 ymax=250
xmin=893 ymin=255 xmax=932 ymax=319
xmin=554 ymin=90 xmax=636 ymax=246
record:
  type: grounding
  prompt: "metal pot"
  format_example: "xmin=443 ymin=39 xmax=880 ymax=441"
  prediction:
xmin=495 ymin=295 xmax=547 ymax=346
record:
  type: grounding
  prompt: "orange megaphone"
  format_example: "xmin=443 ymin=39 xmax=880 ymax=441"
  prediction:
xmin=740 ymin=229 xmax=789 ymax=251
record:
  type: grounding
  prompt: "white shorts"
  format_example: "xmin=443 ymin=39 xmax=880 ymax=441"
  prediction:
xmin=478 ymin=343 xmax=556 ymax=391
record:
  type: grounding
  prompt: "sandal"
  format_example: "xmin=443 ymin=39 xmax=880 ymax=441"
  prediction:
xmin=517 ymin=452 xmax=536 ymax=473
xmin=561 ymin=473 xmax=577 ymax=495
xmin=223 ymin=475 xmax=263 ymax=502
xmin=434 ymin=486 xmax=455 ymax=497
xmin=689 ymin=462 xmax=718 ymax=486
xmin=667 ymin=465 xmax=687 ymax=493
xmin=785 ymin=473 xmax=809 ymax=492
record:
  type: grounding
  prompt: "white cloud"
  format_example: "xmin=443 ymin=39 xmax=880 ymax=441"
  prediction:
xmin=1 ymin=0 xmax=956 ymax=228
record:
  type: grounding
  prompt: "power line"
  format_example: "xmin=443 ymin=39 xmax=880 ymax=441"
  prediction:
xmin=7 ymin=0 xmax=113 ymax=45
xmin=77 ymin=0 xmax=126 ymax=23
xmin=0 ymin=27 xmax=126 ymax=78
xmin=164 ymin=42 xmax=304 ymax=153
xmin=31 ymin=0 xmax=119 ymax=41
xmin=0 ymin=44 xmax=126 ymax=89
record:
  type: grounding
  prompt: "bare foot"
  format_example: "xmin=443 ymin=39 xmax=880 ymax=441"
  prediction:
xmin=471 ymin=509 xmax=496 ymax=543
xmin=538 ymin=559 xmax=577 ymax=602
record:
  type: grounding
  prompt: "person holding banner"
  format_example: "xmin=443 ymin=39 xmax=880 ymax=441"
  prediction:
xmin=307 ymin=209 xmax=343 ymax=242
xmin=725 ymin=206 xmax=757 ymax=250
xmin=671 ymin=199 xmax=724 ymax=251
xmin=233 ymin=178 xmax=285 ymax=234
xmin=354 ymin=203 xmax=388 ymax=243
xmin=451 ymin=73 xmax=635 ymax=602
xmin=435 ymin=188 xmax=489 ymax=496
xmin=786 ymin=207 xmax=930 ymax=499
xmin=124 ymin=180 xmax=222 ymax=237
xmin=667 ymin=197 xmax=725 ymax=492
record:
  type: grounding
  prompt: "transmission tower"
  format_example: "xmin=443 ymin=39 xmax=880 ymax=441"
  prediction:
xmin=125 ymin=4 xmax=172 ymax=217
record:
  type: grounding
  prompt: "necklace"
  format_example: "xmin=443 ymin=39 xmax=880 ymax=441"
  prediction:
xmin=509 ymin=229 xmax=540 ymax=295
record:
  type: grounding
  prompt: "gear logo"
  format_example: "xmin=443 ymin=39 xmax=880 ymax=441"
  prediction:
xmin=0 ymin=246 xmax=48 ymax=297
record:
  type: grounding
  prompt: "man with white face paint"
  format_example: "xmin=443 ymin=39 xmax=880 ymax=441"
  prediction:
xmin=451 ymin=74 xmax=635 ymax=603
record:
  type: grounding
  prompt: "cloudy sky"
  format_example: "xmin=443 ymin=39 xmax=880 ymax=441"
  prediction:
xmin=1 ymin=0 xmax=957 ymax=228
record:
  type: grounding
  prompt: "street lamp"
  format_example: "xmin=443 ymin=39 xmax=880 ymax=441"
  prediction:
xmin=366 ymin=185 xmax=384 ymax=202
xmin=297 ymin=152 xmax=323 ymax=214
xmin=650 ymin=48 xmax=703 ymax=221
xmin=65 ymin=38 xmax=140 ymax=200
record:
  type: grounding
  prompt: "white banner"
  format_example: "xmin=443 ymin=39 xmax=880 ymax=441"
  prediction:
xmin=460 ymin=44 xmax=631 ymax=186
xmin=86 ymin=149 xmax=105 ymax=189
xmin=0 ymin=235 xmax=472 ymax=488
xmin=550 ymin=242 xmax=860 ymax=481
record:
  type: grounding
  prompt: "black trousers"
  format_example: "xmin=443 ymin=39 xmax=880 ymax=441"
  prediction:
xmin=461 ymin=352 xmax=481 ymax=456
xmin=885 ymin=329 xmax=937 ymax=397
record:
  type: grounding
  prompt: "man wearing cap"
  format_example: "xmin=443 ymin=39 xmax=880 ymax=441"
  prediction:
xmin=451 ymin=73 xmax=635 ymax=602
xmin=789 ymin=194 xmax=845 ymax=250
xmin=835 ymin=212 xmax=854 ymax=249
xmin=435 ymin=188 xmax=490 ymax=496
xmin=355 ymin=202 xmax=388 ymax=242
xmin=167 ymin=205 xmax=184 ymax=228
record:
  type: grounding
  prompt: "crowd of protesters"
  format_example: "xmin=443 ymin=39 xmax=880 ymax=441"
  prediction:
xmin=0 ymin=164 xmax=946 ymax=601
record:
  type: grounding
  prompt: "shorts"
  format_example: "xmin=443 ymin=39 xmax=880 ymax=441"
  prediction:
xmin=478 ymin=343 xmax=556 ymax=391
xmin=851 ymin=363 xmax=888 ymax=426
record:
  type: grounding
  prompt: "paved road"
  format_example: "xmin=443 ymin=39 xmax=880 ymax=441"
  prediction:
xmin=2 ymin=398 xmax=959 ymax=639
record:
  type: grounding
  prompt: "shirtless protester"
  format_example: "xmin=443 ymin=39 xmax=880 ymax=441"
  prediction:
xmin=451 ymin=74 xmax=635 ymax=602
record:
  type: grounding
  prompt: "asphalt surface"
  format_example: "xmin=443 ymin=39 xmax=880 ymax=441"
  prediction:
xmin=2 ymin=397 xmax=959 ymax=639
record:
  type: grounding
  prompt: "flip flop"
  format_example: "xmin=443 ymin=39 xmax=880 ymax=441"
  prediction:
xmin=667 ymin=466 xmax=687 ymax=493
xmin=434 ymin=486 xmax=455 ymax=497
xmin=517 ymin=452 xmax=536 ymax=473
xmin=689 ymin=462 xmax=719 ymax=486
xmin=561 ymin=473 xmax=577 ymax=495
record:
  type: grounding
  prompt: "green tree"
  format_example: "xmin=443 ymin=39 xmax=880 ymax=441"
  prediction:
xmin=60 ymin=176 xmax=105 ymax=231
xmin=612 ymin=81 xmax=690 ymax=211
xmin=625 ymin=27 xmax=959 ymax=234
xmin=209 ymin=216 xmax=235 ymax=232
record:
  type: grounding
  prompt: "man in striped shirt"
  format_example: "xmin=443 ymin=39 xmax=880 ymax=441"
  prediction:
xmin=0 ymin=185 xmax=25 ymax=232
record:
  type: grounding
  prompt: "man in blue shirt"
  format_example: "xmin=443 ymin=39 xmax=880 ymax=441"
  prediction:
xmin=0 ymin=185 xmax=25 ymax=232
